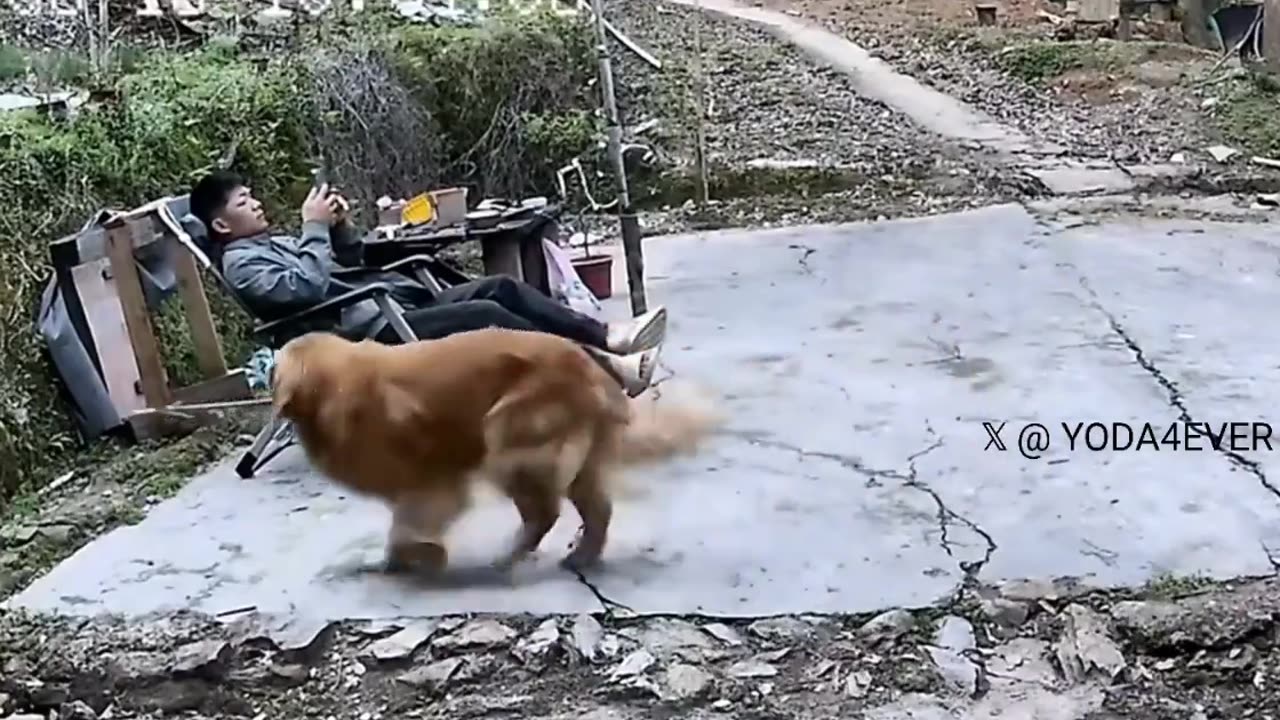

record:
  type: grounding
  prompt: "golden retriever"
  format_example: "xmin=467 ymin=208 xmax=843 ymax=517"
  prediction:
xmin=270 ymin=328 xmax=720 ymax=577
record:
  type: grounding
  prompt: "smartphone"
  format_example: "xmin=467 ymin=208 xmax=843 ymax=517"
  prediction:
xmin=310 ymin=166 xmax=329 ymax=192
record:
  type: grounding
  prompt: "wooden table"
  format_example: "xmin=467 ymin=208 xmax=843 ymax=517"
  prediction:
xmin=360 ymin=204 xmax=560 ymax=296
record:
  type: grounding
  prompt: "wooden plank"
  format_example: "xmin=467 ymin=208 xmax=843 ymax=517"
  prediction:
xmin=1266 ymin=0 xmax=1280 ymax=69
xmin=173 ymin=370 xmax=252 ymax=405
xmin=1078 ymin=0 xmax=1119 ymax=21
xmin=171 ymin=230 xmax=229 ymax=379
xmin=71 ymin=258 xmax=146 ymax=418
xmin=106 ymin=218 xmax=171 ymax=409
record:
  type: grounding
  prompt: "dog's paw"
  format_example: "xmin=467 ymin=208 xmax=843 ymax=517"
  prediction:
xmin=386 ymin=541 xmax=448 ymax=576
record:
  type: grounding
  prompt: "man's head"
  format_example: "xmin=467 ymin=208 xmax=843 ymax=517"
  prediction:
xmin=189 ymin=170 xmax=268 ymax=243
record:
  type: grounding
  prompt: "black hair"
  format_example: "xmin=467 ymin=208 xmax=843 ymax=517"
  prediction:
xmin=189 ymin=169 xmax=244 ymax=241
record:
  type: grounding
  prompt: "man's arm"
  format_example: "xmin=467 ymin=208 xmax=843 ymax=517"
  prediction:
xmin=329 ymin=217 xmax=363 ymax=267
xmin=223 ymin=222 xmax=334 ymax=313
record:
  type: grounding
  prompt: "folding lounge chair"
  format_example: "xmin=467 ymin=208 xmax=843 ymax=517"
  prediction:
xmin=152 ymin=197 xmax=474 ymax=479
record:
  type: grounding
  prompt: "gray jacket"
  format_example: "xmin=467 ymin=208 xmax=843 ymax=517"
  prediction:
xmin=221 ymin=220 xmax=432 ymax=338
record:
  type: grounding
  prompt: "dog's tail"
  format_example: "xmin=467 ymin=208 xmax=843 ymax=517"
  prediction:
xmin=613 ymin=383 xmax=724 ymax=467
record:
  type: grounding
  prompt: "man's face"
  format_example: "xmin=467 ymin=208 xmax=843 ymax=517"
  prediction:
xmin=210 ymin=185 xmax=268 ymax=241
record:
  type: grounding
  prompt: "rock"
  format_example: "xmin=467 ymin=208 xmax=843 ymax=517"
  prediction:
xmin=59 ymin=700 xmax=98 ymax=720
xmin=571 ymin=614 xmax=604 ymax=662
xmin=934 ymin=616 xmax=975 ymax=652
xmin=726 ymin=659 xmax=779 ymax=678
xmin=225 ymin=613 xmax=335 ymax=663
xmin=998 ymin=577 xmax=1091 ymax=601
xmin=980 ymin=597 xmax=1030 ymax=632
xmin=662 ymin=663 xmax=713 ymax=700
xmin=712 ymin=698 xmax=732 ymax=711
xmin=396 ymin=657 xmax=464 ymax=693
xmin=986 ymin=638 xmax=1059 ymax=688
xmin=0 ymin=525 xmax=38 ymax=545
xmin=635 ymin=618 xmax=714 ymax=657
xmin=702 ymin=622 xmax=744 ymax=646
xmin=1201 ymin=97 xmax=1219 ymax=109
xmin=1206 ymin=144 xmax=1238 ymax=163
xmin=610 ymin=649 xmax=656 ymax=679
xmin=1055 ymin=604 xmax=1126 ymax=684
xmin=926 ymin=646 xmax=978 ymax=696
xmin=267 ymin=662 xmax=311 ymax=685
xmin=514 ymin=619 xmax=561 ymax=665
xmin=432 ymin=619 xmax=516 ymax=652
xmin=8 ymin=715 xmax=47 ymax=720
xmin=747 ymin=617 xmax=811 ymax=642
xmin=1112 ymin=580 xmax=1279 ymax=652
xmin=363 ymin=620 xmax=439 ymax=661
xmin=107 ymin=650 xmax=170 ymax=683
xmin=1170 ymin=152 xmax=1186 ymax=164
xmin=844 ymin=669 xmax=873 ymax=697
xmin=171 ymin=640 xmax=233 ymax=680
xmin=37 ymin=524 xmax=74 ymax=544
xmin=859 ymin=609 xmax=915 ymax=642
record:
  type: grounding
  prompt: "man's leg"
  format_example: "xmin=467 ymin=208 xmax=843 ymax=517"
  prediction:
xmin=434 ymin=276 xmax=666 ymax=354
xmin=376 ymin=300 xmax=659 ymax=397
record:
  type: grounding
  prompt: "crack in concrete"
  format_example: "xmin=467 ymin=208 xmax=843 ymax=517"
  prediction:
xmin=569 ymin=566 xmax=635 ymax=616
xmin=1075 ymin=275 xmax=1280 ymax=507
xmin=788 ymin=242 xmax=817 ymax=275
xmin=734 ymin=425 xmax=999 ymax=581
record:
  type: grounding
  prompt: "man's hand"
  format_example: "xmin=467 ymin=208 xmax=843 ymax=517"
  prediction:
xmin=302 ymin=183 xmax=337 ymax=225
xmin=327 ymin=192 xmax=351 ymax=224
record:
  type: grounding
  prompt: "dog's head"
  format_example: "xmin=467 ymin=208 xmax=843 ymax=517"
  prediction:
xmin=272 ymin=331 xmax=354 ymax=422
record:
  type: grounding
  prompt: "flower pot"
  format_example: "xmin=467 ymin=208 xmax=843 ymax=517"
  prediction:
xmin=572 ymin=254 xmax=613 ymax=300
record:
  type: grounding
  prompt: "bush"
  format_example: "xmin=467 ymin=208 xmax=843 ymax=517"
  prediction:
xmin=0 ymin=12 xmax=599 ymax=509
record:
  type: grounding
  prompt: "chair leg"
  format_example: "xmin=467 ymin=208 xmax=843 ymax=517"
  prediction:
xmin=236 ymin=411 xmax=295 ymax=479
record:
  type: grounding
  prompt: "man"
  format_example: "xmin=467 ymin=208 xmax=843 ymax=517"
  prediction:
xmin=188 ymin=170 xmax=666 ymax=396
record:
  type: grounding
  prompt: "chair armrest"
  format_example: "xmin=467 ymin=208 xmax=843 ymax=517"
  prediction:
xmin=332 ymin=254 xmax=437 ymax=279
xmin=254 ymin=283 xmax=395 ymax=343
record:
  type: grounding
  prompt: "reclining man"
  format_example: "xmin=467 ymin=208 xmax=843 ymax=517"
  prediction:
xmin=188 ymin=170 xmax=666 ymax=396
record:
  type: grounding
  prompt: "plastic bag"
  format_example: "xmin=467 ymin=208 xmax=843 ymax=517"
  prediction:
xmin=542 ymin=236 xmax=603 ymax=319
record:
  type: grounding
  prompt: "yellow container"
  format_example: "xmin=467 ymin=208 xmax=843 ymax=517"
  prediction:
xmin=401 ymin=193 xmax=435 ymax=226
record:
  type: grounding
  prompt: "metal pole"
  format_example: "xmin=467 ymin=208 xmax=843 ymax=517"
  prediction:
xmin=588 ymin=0 xmax=647 ymax=316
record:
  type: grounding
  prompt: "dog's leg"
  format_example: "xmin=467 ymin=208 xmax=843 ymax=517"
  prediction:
xmin=386 ymin=486 xmax=467 ymax=577
xmin=562 ymin=462 xmax=613 ymax=572
xmin=494 ymin=472 xmax=561 ymax=573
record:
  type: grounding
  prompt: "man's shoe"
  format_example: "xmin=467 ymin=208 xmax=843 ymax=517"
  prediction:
xmin=611 ymin=344 xmax=662 ymax=398
xmin=607 ymin=306 xmax=667 ymax=354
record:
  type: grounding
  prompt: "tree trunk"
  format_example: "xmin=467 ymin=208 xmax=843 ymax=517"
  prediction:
xmin=1179 ymin=0 xmax=1219 ymax=50
xmin=1265 ymin=0 xmax=1280 ymax=66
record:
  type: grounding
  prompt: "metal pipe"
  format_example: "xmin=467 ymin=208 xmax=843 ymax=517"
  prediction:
xmin=588 ymin=0 xmax=647 ymax=316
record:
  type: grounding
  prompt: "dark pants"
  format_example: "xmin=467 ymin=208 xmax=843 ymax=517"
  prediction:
xmin=373 ymin=276 xmax=622 ymax=385
xmin=375 ymin=275 xmax=609 ymax=347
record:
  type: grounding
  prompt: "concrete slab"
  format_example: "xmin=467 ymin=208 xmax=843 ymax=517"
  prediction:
xmin=8 ymin=204 xmax=1280 ymax=621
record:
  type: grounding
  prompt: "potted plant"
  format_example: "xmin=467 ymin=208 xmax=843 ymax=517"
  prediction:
xmin=570 ymin=229 xmax=613 ymax=300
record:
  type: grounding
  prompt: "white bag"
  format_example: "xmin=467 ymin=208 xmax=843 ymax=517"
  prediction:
xmin=542 ymin=237 xmax=604 ymax=319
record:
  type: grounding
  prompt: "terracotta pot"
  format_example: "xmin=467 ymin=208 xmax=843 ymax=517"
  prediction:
xmin=572 ymin=254 xmax=613 ymax=300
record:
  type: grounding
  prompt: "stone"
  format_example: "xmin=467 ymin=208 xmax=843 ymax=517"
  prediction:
xmin=1055 ymin=604 xmax=1126 ymax=684
xmin=225 ymin=613 xmax=335 ymax=663
xmin=726 ymin=659 xmax=779 ymax=678
xmin=107 ymin=650 xmax=170 ymax=682
xmin=610 ymin=649 xmax=656 ymax=679
xmin=933 ymin=616 xmax=975 ymax=652
xmin=171 ymin=639 xmax=233 ymax=680
xmin=514 ymin=619 xmax=561 ymax=665
xmin=636 ymin=618 xmax=714 ymax=657
xmin=1206 ymin=144 xmax=1238 ymax=163
xmin=268 ymin=663 xmax=311 ymax=685
xmin=747 ymin=617 xmax=811 ymax=642
xmin=859 ymin=609 xmax=915 ymax=642
xmin=662 ymin=663 xmax=714 ymax=700
xmin=701 ymin=622 xmax=745 ymax=646
xmin=1110 ymin=581 xmax=1278 ymax=652
xmin=363 ymin=620 xmax=438 ymax=661
xmin=844 ymin=669 xmax=873 ymax=697
xmin=985 ymin=638 xmax=1058 ymax=687
xmin=0 ymin=525 xmax=38 ymax=545
xmin=59 ymin=701 xmax=98 ymax=720
xmin=432 ymin=619 xmax=515 ymax=652
xmin=998 ymin=577 xmax=1091 ymax=602
xmin=980 ymin=597 xmax=1030 ymax=632
xmin=926 ymin=646 xmax=978 ymax=696
xmin=571 ymin=614 xmax=604 ymax=662
xmin=8 ymin=715 xmax=47 ymax=720
xmin=396 ymin=657 xmax=464 ymax=693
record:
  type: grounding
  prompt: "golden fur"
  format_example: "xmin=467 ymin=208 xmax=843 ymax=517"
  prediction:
xmin=271 ymin=328 xmax=720 ymax=576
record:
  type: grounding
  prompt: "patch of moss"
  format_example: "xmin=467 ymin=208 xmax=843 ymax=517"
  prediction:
xmin=1142 ymin=571 xmax=1215 ymax=600
xmin=1215 ymin=70 xmax=1280 ymax=158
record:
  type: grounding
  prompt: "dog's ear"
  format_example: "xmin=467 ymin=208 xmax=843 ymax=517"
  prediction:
xmin=271 ymin=350 xmax=304 ymax=416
